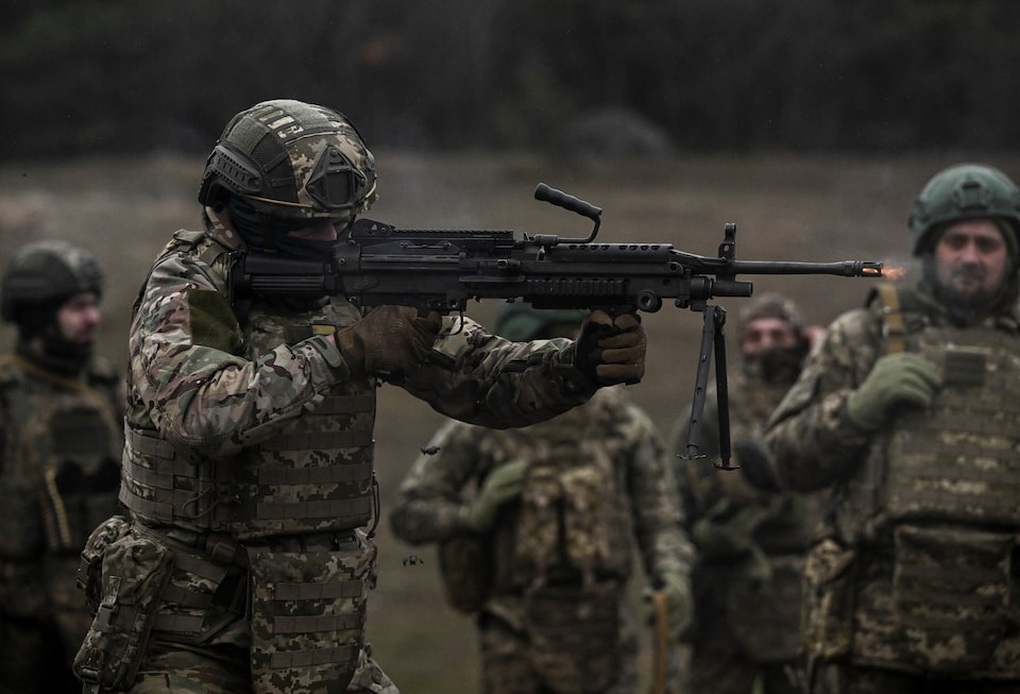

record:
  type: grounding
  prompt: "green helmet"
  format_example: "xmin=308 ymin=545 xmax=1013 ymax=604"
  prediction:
xmin=1 ymin=240 xmax=104 ymax=324
xmin=908 ymin=163 xmax=1020 ymax=258
xmin=494 ymin=302 xmax=589 ymax=341
xmin=198 ymin=99 xmax=377 ymax=224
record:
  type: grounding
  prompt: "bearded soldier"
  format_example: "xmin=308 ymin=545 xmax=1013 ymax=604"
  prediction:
xmin=390 ymin=303 xmax=694 ymax=694
xmin=72 ymin=99 xmax=647 ymax=693
xmin=0 ymin=241 xmax=123 ymax=692
xmin=741 ymin=163 xmax=1020 ymax=692
xmin=670 ymin=293 xmax=823 ymax=694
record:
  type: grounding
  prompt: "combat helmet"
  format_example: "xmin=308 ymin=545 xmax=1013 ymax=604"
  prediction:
xmin=198 ymin=99 xmax=377 ymax=246
xmin=1 ymin=240 xmax=104 ymax=326
xmin=494 ymin=302 xmax=589 ymax=341
xmin=908 ymin=163 xmax=1020 ymax=259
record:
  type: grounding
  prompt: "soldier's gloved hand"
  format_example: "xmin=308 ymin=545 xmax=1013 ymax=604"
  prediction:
xmin=575 ymin=310 xmax=646 ymax=386
xmin=459 ymin=459 xmax=529 ymax=534
xmin=642 ymin=573 xmax=693 ymax=643
xmin=692 ymin=501 xmax=769 ymax=558
xmin=845 ymin=352 xmax=941 ymax=432
xmin=336 ymin=306 xmax=442 ymax=378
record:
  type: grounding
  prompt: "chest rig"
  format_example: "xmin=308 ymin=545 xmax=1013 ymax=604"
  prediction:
xmin=0 ymin=356 xmax=121 ymax=557
xmin=507 ymin=390 xmax=634 ymax=593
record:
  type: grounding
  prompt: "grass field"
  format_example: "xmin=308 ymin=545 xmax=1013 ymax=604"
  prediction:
xmin=1 ymin=150 xmax=1016 ymax=692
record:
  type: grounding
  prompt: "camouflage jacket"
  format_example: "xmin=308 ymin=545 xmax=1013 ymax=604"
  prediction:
xmin=762 ymin=283 xmax=1020 ymax=676
xmin=122 ymin=216 xmax=595 ymax=530
xmin=389 ymin=386 xmax=693 ymax=596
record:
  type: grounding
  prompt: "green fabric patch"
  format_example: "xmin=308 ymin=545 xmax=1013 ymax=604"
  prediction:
xmin=187 ymin=289 xmax=243 ymax=353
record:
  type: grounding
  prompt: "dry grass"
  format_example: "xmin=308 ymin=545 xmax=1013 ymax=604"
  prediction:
xmin=2 ymin=150 xmax=1017 ymax=692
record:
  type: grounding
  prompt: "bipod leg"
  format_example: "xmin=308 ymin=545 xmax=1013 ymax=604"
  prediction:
xmin=712 ymin=306 xmax=737 ymax=470
xmin=683 ymin=306 xmax=718 ymax=460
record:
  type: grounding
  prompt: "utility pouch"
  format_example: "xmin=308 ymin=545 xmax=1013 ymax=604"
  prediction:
xmin=524 ymin=583 xmax=621 ymax=694
xmin=892 ymin=523 xmax=1012 ymax=673
xmin=72 ymin=525 xmax=175 ymax=690
xmin=76 ymin=515 xmax=131 ymax=614
xmin=438 ymin=535 xmax=490 ymax=614
xmin=247 ymin=531 xmax=373 ymax=693
xmin=801 ymin=538 xmax=857 ymax=661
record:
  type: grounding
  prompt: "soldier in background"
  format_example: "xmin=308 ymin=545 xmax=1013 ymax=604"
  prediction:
xmin=670 ymin=293 xmax=822 ymax=694
xmin=0 ymin=241 xmax=123 ymax=692
xmin=743 ymin=163 xmax=1020 ymax=692
xmin=390 ymin=303 xmax=695 ymax=694
xmin=73 ymin=99 xmax=647 ymax=693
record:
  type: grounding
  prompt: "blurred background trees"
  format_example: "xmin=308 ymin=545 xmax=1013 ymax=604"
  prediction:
xmin=3 ymin=0 xmax=1019 ymax=159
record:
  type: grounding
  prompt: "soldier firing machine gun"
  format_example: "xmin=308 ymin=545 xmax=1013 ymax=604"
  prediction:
xmin=230 ymin=183 xmax=883 ymax=469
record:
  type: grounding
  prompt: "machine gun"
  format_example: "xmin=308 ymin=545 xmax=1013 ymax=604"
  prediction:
xmin=230 ymin=183 xmax=883 ymax=467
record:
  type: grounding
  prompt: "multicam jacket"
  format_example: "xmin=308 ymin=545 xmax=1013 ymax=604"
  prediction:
xmin=763 ymin=283 xmax=1020 ymax=678
xmin=99 ymin=214 xmax=597 ymax=690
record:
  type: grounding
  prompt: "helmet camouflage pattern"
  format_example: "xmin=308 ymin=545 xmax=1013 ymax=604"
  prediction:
xmin=494 ymin=302 xmax=589 ymax=341
xmin=198 ymin=99 xmax=377 ymax=225
xmin=1 ymin=240 xmax=103 ymax=323
xmin=908 ymin=163 xmax=1020 ymax=258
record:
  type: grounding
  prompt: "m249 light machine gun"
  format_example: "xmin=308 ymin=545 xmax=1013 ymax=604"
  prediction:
xmin=230 ymin=183 xmax=883 ymax=468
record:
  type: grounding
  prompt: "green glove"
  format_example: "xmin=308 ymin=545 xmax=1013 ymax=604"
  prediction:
xmin=460 ymin=460 xmax=528 ymax=533
xmin=845 ymin=352 xmax=941 ymax=431
xmin=691 ymin=501 xmax=769 ymax=559
xmin=642 ymin=573 xmax=693 ymax=642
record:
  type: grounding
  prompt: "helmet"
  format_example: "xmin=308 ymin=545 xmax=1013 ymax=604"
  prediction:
xmin=493 ymin=302 xmax=589 ymax=341
xmin=908 ymin=163 xmax=1020 ymax=258
xmin=737 ymin=292 xmax=803 ymax=337
xmin=198 ymin=99 xmax=377 ymax=224
xmin=1 ymin=240 xmax=104 ymax=324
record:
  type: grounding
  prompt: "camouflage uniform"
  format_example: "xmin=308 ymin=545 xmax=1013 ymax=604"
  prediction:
xmin=72 ymin=212 xmax=599 ymax=693
xmin=758 ymin=163 xmax=1020 ymax=693
xmin=0 ymin=242 xmax=123 ymax=693
xmin=390 ymin=385 xmax=694 ymax=694
xmin=670 ymin=295 xmax=819 ymax=694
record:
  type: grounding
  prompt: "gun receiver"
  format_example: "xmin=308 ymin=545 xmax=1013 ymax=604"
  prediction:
xmin=230 ymin=184 xmax=882 ymax=468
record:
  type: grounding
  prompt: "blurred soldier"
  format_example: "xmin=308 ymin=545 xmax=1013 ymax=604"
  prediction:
xmin=72 ymin=99 xmax=647 ymax=693
xmin=0 ymin=241 xmax=123 ymax=692
xmin=669 ymin=293 xmax=821 ymax=694
xmin=389 ymin=303 xmax=694 ymax=694
xmin=742 ymin=163 xmax=1020 ymax=692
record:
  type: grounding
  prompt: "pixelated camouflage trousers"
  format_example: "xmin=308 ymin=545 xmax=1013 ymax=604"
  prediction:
xmin=107 ymin=640 xmax=397 ymax=694
xmin=811 ymin=662 xmax=1020 ymax=694
xmin=477 ymin=598 xmax=640 ymax=694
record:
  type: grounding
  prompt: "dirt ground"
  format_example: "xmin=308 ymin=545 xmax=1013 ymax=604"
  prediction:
xmin=1 ymin=150 xmax=1017 ymax=691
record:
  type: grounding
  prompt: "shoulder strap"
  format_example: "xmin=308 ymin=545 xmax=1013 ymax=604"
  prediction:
xmin=873 ymin=283 xmax=905 ymax=355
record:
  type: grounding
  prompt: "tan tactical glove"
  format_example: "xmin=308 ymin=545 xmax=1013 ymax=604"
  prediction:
xmin=575 ymin=310 xmax=647 ymax=385
xmin=336 ymin=306 xmax=442 ymax=378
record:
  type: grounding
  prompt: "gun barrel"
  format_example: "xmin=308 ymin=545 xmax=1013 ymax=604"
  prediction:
xmin=732 ymin=259 xmax=883 ymax=277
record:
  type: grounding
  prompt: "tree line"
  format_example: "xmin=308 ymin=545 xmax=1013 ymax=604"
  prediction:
xmin=4 ymin=0 xmax=1019 ymax=159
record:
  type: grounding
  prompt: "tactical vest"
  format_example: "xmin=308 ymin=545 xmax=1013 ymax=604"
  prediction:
xmin=0 ymin=355 xmax=122 ymax=558
xmin=832 ymin=285 xmax=1020 ymax=675
xmin=508 ymin=389 xmax=635 ymax=592
xmin=119 ymin=232 xmax=378 ymax=540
